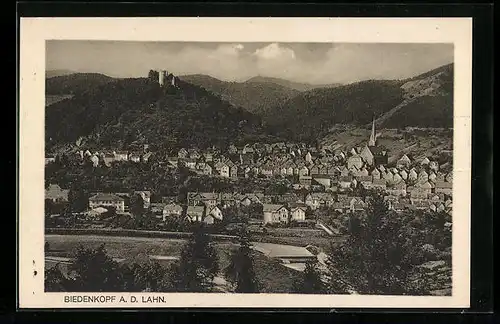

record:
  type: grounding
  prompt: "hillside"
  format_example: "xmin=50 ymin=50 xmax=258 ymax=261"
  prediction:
xmin=46 ymin=69 xmax=77 ymax=78
xmin=268 ymin=80 xmax=405 ymax=141
xmin=179 ymin=74 xmax=300 ymax=118
xmin=245 ymin=76 xmax=342 ymax=91
xmin=45 ymin=77 xmax=274 ymax=153
xmin=268 ymin=63 xmax=454 ymax=142
xmin=46 ymin=73 xmax=116 ymax=95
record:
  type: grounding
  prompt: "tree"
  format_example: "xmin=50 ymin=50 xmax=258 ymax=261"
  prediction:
xmin=69 ymin=244 xmax=125 ymax=292
xmin=45 ymin=264 xmax=71 ymax=292
xmin=170 ymin=224 xmax=219 ymax=292
xmin=293 ymin=260 xmax=325 ymax=294
xmin=130 ymin=260 xmax=173 ymax=292
xmin=327 ymin=190 xmax=418 ymax=295
xmin=224 ymin=229 xmax=258 ymax=293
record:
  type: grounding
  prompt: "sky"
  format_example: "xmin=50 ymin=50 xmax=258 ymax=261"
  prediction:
xmin=46 ymin=41 xmax=453 ymax=84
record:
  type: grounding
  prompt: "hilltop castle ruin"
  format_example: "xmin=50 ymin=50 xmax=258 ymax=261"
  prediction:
xmin=156 ymin=70 xmax=176 ymax=88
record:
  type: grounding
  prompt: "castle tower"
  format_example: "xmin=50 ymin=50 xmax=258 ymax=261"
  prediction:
xmin=159 ymin=70 xmax=166 ymax=86
xmin=368 ymin=117 xmax=376 ymax=147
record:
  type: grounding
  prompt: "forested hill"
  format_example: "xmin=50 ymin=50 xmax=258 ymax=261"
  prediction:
xmin=45 ymin=77 xmax=274 ymax=153
xmin=46 ymin=73 xmax=116 ymax=95
xmin=179 ymin=74 xmax=300 ymax=119
xmin=266 ymin=63 xmax=454 ymax=142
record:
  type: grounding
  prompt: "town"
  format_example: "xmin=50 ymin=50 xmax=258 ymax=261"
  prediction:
xmin=45 ymin=117 xmax=453 ymax=231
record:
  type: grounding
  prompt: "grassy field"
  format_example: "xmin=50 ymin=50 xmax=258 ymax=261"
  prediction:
xmin=45 ymin=234 xmax=305 ymax=293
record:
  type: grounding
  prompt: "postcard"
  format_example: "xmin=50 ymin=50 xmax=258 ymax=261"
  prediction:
xmin=18 ymin=17 xmax=472 ymax=308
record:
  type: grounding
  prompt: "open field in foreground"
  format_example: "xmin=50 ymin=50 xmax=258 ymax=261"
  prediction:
xmin=45 ymin=234 xmax=305 ymax=293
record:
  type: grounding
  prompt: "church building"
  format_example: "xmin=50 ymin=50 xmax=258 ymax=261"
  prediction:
xmin=360 ymin=117 xmax=388 ymax=166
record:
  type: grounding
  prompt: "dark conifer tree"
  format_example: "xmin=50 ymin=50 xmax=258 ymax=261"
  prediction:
xmin=293 ymin=259 xmax=325 ymax=294
xmin=171 ymin=224 xmax=219 ymax=292
xmin=225 ymin=229 xmax=258 ymax=293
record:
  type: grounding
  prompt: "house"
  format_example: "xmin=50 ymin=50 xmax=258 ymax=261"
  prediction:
xmin=305 ymin=152 xmax=313 ymax=163
xmin=299 ymin=175 xmax=312 ymax=187
xmin=298 ymin=166 xmax=309 ymax=177
xmin=114 ymin=151 xmax=129 ymax=161
xmin=418 ymin=181 xmax=433 ymax=195
xmin=215 ymin=161 xmax=230 ymax=178
xmin=435 ymin=181 xmax=453 ymax=195
xmin=347 ymin=154 xmax=364 ymax=170
xmin=184 ymin=158 xmax=197 ymax=169
xmin=220 ymin=193 xmax=238 ymax=207
xmin=420 ymin=156 xmax=431 ymax=166
xmin=88 ymin=193 xmax=125 ymax=212
xmin=239 ymin=193 xmax=264 ymax=206
xmin=349 ymin=197 xmax=367 ymax=212
xmin=196 ymin=162 xmax=213 ymax=176
xmin=418 ymin=170 xmax=429 ymax=183
xmin=162 ymin=203 xmax=183 ymax=221
xmin=177 ymin=148 xmax=188 ymax=158
xmin=90 ymin=155 xmax=99 ymax=167
xmin=262 ymin=204 xmax=289 ymax=224
xmin=289 ymin=203 xmax=307 ymax=222
xmin=408 ymin=169 xmax=418 ymax=182
xmin=371 ymin=168 xmax=381 ymax=180
xmin=186 ymin=206 xmax=205 ymax=222
xmin=429 ymin=161 xmax=439 ymax=172
xmin=364 ymin=178 xmax=387 ymax=190
xmin=226 ymin=160 xmax=238 ymax=179
xmin=445 ymin=172 xmax=453 ymax=183
xmin=191 ymin=192 xmax=220 ymax=208
xmin=338 ymin=176 xmax=353 ymax=189
xmin=396 ymin=154 xmax=412 ymax=169
xmin=360 ymin=145 xmax=388 ymax=166
xmin=166 ymin=157 xmax=179 ymax=168
xmin=340 ymin=166 xmax=350 ymax=177
xmin=356 ymin=175 xmax=373 ymax=187
xmin=203 ymin=153 xmax=214 ymax=162
xmin=276 ymin=193 xmax=301 ymax=204
xmin=305 ymin=193 xmax=334 ymax=210
xmin=410 ymin=187 xmax=430 ymax=202
xmin=188 ymin=149 xmax=201 ymax=160
xmin=101 ymin=153 xmax=115 ymax=166
xmin=45 ymin=155 xmax=56 ymax=165
xmin=142 ymin=152 xmax=153 ymax=163
xmin=312 ymin=174 xmax=331 ymax=188
xmin=207 ymin=206 xmax=223 ymax=222
xmin=129 ymin=152 xmax=141 ymax=163
xmin=400 ymin=170 xmax=408 ymax=180
xmin=45 ymin=184 xmax=69 ymax=203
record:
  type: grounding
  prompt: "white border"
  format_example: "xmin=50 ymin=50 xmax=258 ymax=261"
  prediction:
xmin=19 ymin=17 xmax=472 ymax=309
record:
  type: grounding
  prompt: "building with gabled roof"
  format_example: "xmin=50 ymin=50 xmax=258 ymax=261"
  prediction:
xmin=89 ymin=193 xmax=125 ymax=212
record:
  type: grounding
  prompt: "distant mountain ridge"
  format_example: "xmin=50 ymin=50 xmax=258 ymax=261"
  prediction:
xmin=46 ymin=69 xmax=77 ymax=78
xmin=46 ymin=73 xmax=116 ymax=95
xmin=244 ymin=76 xmax=342 ymax=91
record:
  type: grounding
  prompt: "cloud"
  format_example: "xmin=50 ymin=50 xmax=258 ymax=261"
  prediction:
xmin=253 ymin=43 xmax=296 ymax=60
xmin=215 ymin=43 xmax=245 ymax=56
xmin=47 ymin=41 xmax=454 ymax=84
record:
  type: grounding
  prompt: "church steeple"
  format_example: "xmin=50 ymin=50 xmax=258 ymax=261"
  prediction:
xmin=369 ymin=116 xmax=376 ymax=147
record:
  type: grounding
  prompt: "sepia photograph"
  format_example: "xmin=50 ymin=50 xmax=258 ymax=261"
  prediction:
xmin=19 ymin=18 xmax=472 ymax=308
